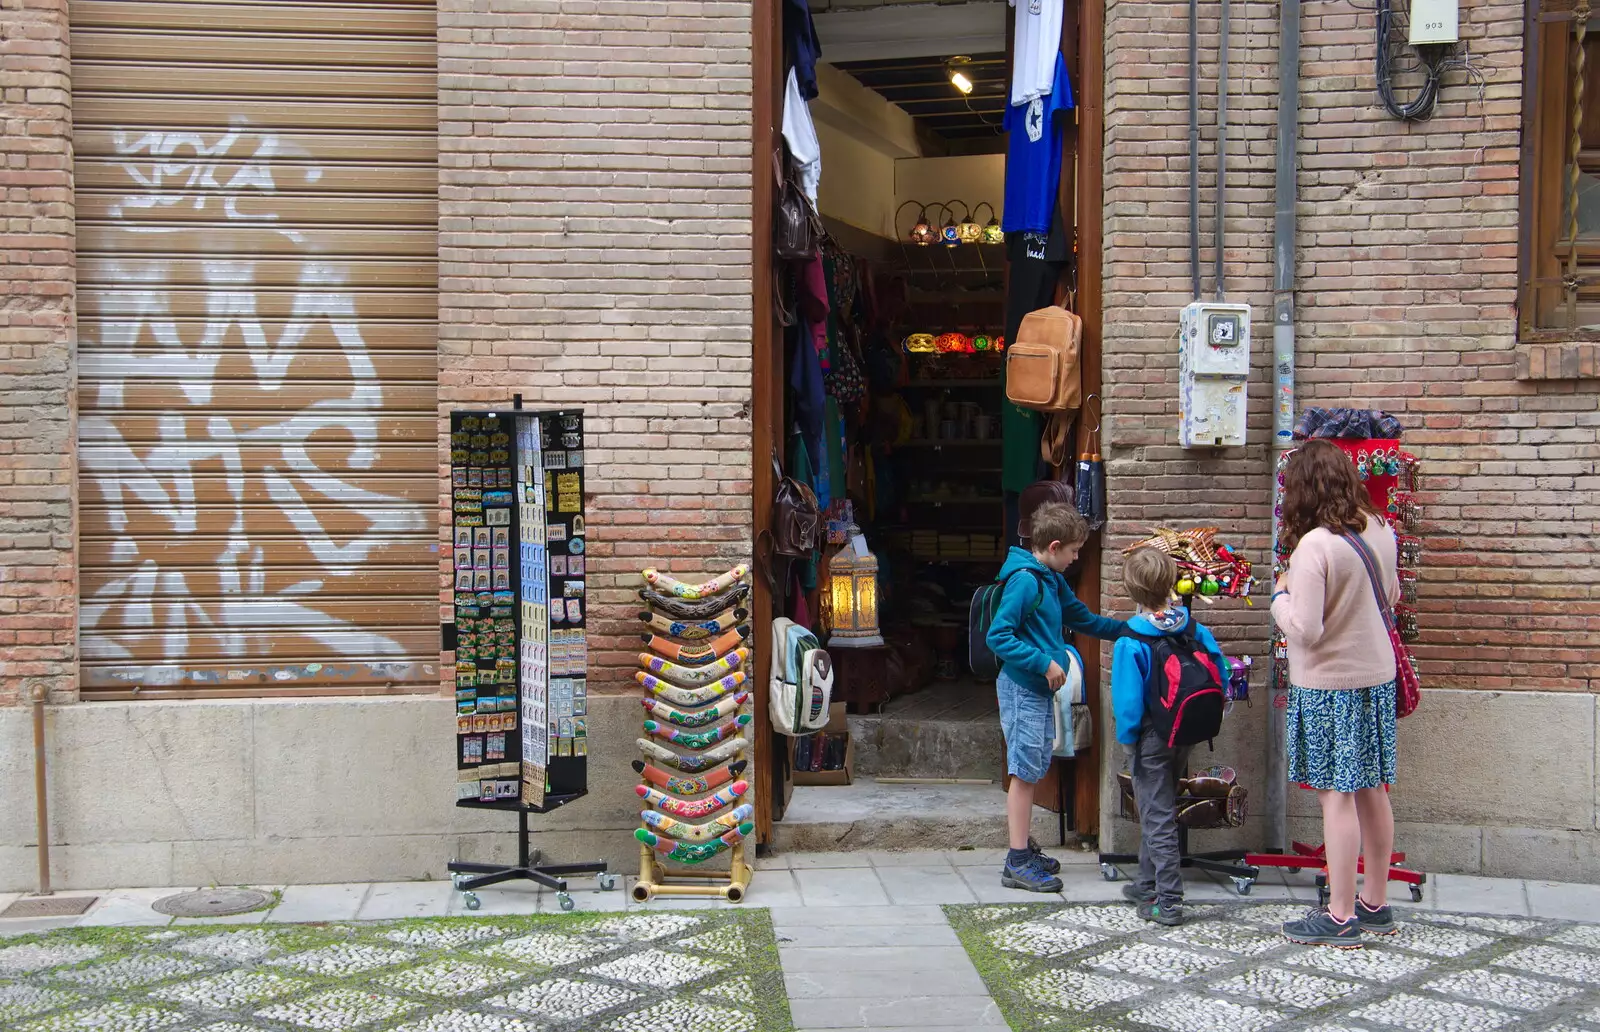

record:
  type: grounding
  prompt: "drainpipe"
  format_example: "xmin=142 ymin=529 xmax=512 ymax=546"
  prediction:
xmin=31 ymin=683 xmax=51 ymax=895
xmin=1215 ymin=0 xmax=1229 ymax=300
xmin=1189 ymin=0 xmax=1200 ymax=300
xmin=1265 ymin=0 xmax=1301 ymax=855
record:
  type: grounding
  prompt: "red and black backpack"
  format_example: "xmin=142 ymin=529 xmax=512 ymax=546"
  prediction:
xmin=1129 ymin=631 xmax=1226 ymax=750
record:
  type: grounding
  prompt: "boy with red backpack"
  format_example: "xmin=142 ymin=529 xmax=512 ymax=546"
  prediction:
xmin=1112 ymin=547 xmax=1230 ymax=926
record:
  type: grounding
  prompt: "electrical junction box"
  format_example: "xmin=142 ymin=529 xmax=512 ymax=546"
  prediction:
xmin=1408 ymin=0 xmax=1459 ymax=45
xmin=1179 ymin=300 xmax=1251 ymax=449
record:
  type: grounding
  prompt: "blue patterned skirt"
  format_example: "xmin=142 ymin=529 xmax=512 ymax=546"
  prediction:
xmin=1286 ymin=682 xmax=1398 ymax=792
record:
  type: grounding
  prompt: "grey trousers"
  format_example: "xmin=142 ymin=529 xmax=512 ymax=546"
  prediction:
xmin=1130 ymin=729 xmax=1189 ymax=904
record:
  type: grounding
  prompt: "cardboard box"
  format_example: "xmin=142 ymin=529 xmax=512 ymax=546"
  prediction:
xmin=791 ymin=702 xmax=853 ymax=786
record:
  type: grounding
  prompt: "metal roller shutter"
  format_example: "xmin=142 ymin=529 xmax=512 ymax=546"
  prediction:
xmin=73 ymin=0 xmax=439 ymax=697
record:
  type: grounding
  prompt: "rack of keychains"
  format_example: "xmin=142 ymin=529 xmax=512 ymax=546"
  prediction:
xmin=631 ymin=562 xmax=757 ymax=903
xmin=445 ymin=403 xmax=615 ymax=911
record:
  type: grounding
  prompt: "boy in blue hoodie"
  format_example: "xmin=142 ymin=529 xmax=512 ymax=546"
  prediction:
xmin=1111 ymin=547 xmax=1230 ymax=926
xmin=986 ymin=503 xmax=1129 ymax=892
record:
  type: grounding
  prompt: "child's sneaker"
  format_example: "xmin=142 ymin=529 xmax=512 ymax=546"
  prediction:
xmin=1001 ymin=856 xmax=1063 ymax=893
xmin=1355 ymin=897 xmax=1396 ymax=935
xmin=1121 ymin=883 xmax=1156 ymax=905
xmin=1282 ymin=907 xmax=1363 ymax=948
xmin=1027 ymin=837 xmax=1061 ymax=875
xmin=1138 ymin=899 xmax=1184 ymax=927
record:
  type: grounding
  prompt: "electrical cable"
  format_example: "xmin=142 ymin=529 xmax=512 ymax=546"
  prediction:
xmin=1374 ymin=0 xmax=1453 ymax=121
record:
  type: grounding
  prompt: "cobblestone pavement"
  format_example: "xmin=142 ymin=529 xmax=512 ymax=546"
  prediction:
xmin=0 ymin=911 xmax=792 ymax=1032
xmin=947 ymin=900 xmax=1600 ymax=1032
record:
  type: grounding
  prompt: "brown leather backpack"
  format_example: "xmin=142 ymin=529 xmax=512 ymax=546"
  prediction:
xmin=1006 ymin=305 xmax=1083 ymax=412
xmin=773 ymin=147 xmax=822 ymax=262
xmin=770 ymin=454 xmax=820 ymax=557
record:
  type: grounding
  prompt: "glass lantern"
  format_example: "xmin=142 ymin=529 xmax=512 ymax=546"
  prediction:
xmin=827 ymin=528 xmax=884 ymax=648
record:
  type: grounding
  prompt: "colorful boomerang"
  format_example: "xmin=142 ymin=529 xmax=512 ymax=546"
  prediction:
xmin=632 ymin=758 xmax=747 ymax=796
xmin=641 ymin=627 xmax=750 ymax=665
xmin=638 ymin=608 xmax=747 ymax=640
xmin=636 ymin=824 xmax=751 ymax=864
xmin=641 ymin=804 xmax=755 ymax=843
xmin=643 ymin=715 xmax=750 ymax=750
xmin=634 ymin=669 xmax=745 ymax=708
xmin=637 ymin=647 xmax=749 ymax=688
xmin=636 ymin=780 xmax=748 ymax=818
xmin=636 ymin=736 xmax=747 ymax=773
xmin=641 ymin=691 xmax=749 ymax=729
xmin=642 ymin=564 xmax=749 ymax=600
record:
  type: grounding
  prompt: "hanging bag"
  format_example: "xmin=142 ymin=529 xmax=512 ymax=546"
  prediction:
xmin=1340 ymin=530 xmax=1421 ymax=718
xmin=773 ymin=146 xmax=823 ymax=261
xmin=1074 ymin=394 xmax=1106 ymax=531
xmin=1006 ymin=304 xmax=1082 ymax=412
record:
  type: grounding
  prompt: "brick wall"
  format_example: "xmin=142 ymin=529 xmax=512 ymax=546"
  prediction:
xmin=1101 ymin=0 xmax=1598 ymax=691
xmin=436 ymin=0 xmax=755 ymax=694
xmin=0 ymin=0 xmax=76 ymax=707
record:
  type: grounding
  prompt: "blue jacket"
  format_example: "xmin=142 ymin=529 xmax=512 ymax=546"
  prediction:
xmin=986 ymin=547 xmax=1128 ymax=697
xmin=1111 ymin=608 xmax=1230 ymax=746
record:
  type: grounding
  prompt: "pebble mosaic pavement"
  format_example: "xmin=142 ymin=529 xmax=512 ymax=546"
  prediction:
xmin=946 ymin=901 xmax=1600 ymax=1032
xmin=0 ymin=911 xmax=792 ymax=1032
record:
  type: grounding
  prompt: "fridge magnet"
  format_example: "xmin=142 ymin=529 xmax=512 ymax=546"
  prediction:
xmin=551 ymin=555 xmax=568 ymax=577
xmin=487 ymin=507 xmax=510 ymax=526
xmin=492 ymin=570 xmax=510 ymax=591
xmin=455 ymin=527 xmax=472 ymax=548
xmin=569 ymin=557 xmax=586 ymax=576
xmin=566 ymin=598 xmax=583 ymax=623
xmin=467 ymin=467 xmax=483 ymax=489
xmin=564 ymin=579 xmax=584 ymax=597
xmin=474 ymin=528 xmax=492 ymax=549
xmin=568 ymin=537 xmax=585 ymax=555
xmin=474 ymin=548 xmax=490 ymax=570
xmin=548 ymin=523 xmax=568 ymax=542
xmin=493 ymin=527 xmax=510 ymax=548
xmin=568 ymin=450 xmax=584 ymax=467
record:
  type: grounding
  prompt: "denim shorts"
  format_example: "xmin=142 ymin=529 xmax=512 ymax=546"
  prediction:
xmin=997 ymin=669 xmax=1054 ymax=784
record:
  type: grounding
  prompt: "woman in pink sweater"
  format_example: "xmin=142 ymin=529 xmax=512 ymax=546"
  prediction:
xmin=1271 ymin=440 xmax=1400 ymax=948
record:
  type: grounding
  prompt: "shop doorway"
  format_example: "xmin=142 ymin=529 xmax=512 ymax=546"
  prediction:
xmin=750 ymin=0 xmax=1105 ymax=850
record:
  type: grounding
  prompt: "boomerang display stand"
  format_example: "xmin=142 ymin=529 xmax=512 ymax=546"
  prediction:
xmin=444 ymin=402 xmax=615 ymax=912
xmin=631 ymin=562 xmax=755 ymax=903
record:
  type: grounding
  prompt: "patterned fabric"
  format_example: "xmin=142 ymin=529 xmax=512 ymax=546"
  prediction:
xmin=1286 ymin=681 xmax=1398 ymax=792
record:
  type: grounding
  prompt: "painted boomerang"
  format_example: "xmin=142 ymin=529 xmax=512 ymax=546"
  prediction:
xmin=640 ymin=690 xmax=749 ymax=728
xmin=635 ymin=780 xmax=748 ymax=819
xmin=631 ymin=758 xmax=747 ymax=796
xmin=642 ymin=714 xmax=750 ymax=750
xmin=634 ymin=669 xmax=745 ymax=708
xmin=635 ymin=736 xmax=746 ymax=773
xmin=636 ymin=647 xmax=749 ymax=687
xmin=641 ymin=626 xmax=751 ymax=665
xmin=638 ymin=607 xmax=748 ymax=640
xmin=641 ymin=803 xmax=756 ymax=842
xmin=635 ymin=823 xmax=751 ymax=864
xmin=642 ymin=564 xmax=749 ymax=600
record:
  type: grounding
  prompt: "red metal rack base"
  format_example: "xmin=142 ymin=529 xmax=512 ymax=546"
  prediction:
xmin=1245 ymin=841 xmax=1426 ymax=907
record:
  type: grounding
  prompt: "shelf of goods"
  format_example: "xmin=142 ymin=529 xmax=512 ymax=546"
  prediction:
xmin=631 ymin=562 xmax=756 ymax=903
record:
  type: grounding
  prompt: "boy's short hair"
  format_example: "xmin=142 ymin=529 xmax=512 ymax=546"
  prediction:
xmin=1123 ymin=547 xmax=1177 ymax=610
xmin=1028 ymin=502 xmax=1089 ymax=550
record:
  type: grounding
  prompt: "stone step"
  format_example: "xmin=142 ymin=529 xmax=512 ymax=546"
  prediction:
xmin=847 ymin=711 xmax=1006 ymax=781
xmin=772 ymin=778 xmax=1064 ymax=853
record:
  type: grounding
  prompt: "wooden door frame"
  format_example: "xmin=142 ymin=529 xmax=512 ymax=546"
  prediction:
xmin=748 ymin=0 xmax=1107 ymax=840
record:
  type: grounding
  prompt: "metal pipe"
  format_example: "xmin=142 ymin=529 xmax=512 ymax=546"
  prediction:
xmin=1265 ymin=0 xmax=1302 ymax=856
xmin=1215 ymin=0 xmax=1230 ymax=300
xmin=31 ymin=684 xmax=51 ymax=895
xmin=1189 ymin=0 xmax=1201 ymax=299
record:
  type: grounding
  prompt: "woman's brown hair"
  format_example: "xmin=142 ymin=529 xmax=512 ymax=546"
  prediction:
xmin=1280 ymin=439 xmax=1383 ymax=551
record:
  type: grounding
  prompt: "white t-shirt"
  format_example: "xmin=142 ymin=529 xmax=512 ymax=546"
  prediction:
xmin=782 ymin=68 xmax=821 ymax=205
xmin=1009 ymin=0 xmax=1064 ymax=107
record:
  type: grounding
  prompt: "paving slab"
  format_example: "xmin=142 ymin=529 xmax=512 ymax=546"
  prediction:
xmin=267 ymin=883 xmax=369 ymax=923
xmin=878 ymin=864 xmax=978 ymax=906
xmin=355 ymin=881 xmax=452 ymax=921
xmin=1528 ymin=878 xmax=1600 ymax=922
xmin=793 ymin=866 xmax=891 ymax=907
xmin=780 ymin=945 xmax=975 ymax=973
xmin=784 ymin=965 xmax=988 ymax=998
xmin=768 ymin=904 xmax=949 ymax=928
xmin=775 ymin=920 xmax=961 ymax=948
xmin=789 ymin=994 xmax=1007 ymax=1028
xmin=82 ymin=887 xmax=188 ymax=927
xmin=1428 ymin=873 xmax=1531 ymax=915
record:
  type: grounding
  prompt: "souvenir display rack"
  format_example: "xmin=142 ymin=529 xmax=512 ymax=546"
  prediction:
xmin=632 ymin=562 xmax=756 ymax=903
xmin=1098 ymin=529 xmax=1261 ymax=893
xmin=444 ymin=402 xmax=613 ymax=911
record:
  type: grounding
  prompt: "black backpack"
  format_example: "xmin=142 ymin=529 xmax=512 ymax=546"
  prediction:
xmin=968 ymin=569 xmax=1049 ymax=678
xmin=1129 ymin=631 xmax=1226 ymax=750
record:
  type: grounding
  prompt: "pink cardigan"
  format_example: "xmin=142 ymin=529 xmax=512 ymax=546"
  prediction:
xmin=1270 ymin=519 xmax=1400 ymax=690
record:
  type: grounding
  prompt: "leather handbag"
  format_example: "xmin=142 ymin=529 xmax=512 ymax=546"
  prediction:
xmin=1341 ymin=531 xmax=1421 ymax=718
xmin=1006 ymin=304 xmax=1083 ymax=412
xmin=773 ymin=147 xmax=822 ymax=262
xmin=770 ymin=453 xmax=820 ymax=558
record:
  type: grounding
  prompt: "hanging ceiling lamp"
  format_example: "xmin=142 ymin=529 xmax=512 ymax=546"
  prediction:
xmin=946 ymin=56 xmax=975 ymax=96
xmin=939 ymin=202 xmax=962 ymax=247
xmin=897 ymin=200 xmax=937 ymax=246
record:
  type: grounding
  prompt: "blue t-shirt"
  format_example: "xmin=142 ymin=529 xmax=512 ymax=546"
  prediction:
xmin=1002 ymin=53 xmax=1075 ymax=234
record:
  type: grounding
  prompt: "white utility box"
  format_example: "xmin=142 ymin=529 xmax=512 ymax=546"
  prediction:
xmin=1408 ymin=0 xmax=1459 ymax=45
xmin=1179 ymin=300 xmax=1251 ymax=449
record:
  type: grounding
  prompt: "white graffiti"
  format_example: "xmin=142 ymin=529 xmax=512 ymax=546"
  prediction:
xmin=80 ymin=121 xmax=428 ymax=688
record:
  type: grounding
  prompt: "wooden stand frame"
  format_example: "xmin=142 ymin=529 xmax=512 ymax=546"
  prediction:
xmin=632 ymin=840 xmax=754 ymax=904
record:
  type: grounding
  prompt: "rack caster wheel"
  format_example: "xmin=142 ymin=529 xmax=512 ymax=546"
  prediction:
xmin=598 ymin=873 xmax=618 ymax=892
xmin=1100 ymin=864 xmax=1121 ymax=882
xmin=557 ymin=892 xmax=575 ymax=912
xmin=462 ymin=892 xmax=480 ymax=911
xmin=1317 ymin=886 xmax=1331 ymax=908
xmin=1410 ymin=884 xmax=1424 ymax=903
xmin=1232 ymin=877 xmax=1254 ymax=896
xmin=451 ymin=874 xmax=466 ymax=890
